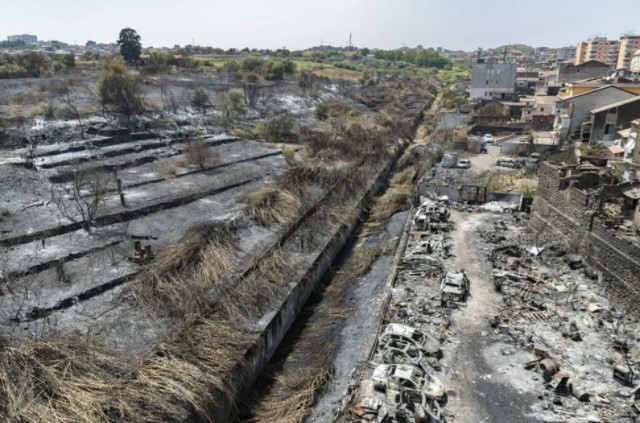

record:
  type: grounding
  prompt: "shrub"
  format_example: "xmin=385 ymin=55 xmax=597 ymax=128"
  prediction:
xmin=217 ymin=89 xmax=246 ymax=130
xmin=97 ymin=60 xmax=144 ymax=123
xmin=242 ymin=57 xmax=264 ymax=72
xmin=191 ymin=86 xmax=210 ymax=115
xmin=256 ymin=115 xmax=296 ymax=143
xmin=246 ymin=72 xmax=259 ymax=83
xmin=314 ymin=100 xmax=358 ymax=121
xmin=183 ymin=138 xmax=219 ymax=170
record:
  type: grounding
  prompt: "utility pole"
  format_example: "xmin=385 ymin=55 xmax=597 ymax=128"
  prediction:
xmin=349 ymin=32 xmax=352 ymax=49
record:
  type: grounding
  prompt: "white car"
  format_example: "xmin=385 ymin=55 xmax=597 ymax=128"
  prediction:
xmin=483 ymin=134 xmax=495 ymax=144
xmin=379 ymin=323 xmax=441 ymax=356
xmin=440 ymin=270 xmax=470 ymax=302
xmin=372 ymin=364 xmax=446 ymax=400
xmin=496 ymin=157 xmax=521 ymax=168
xmin=456 ymin=159 xmax=471 ymax=169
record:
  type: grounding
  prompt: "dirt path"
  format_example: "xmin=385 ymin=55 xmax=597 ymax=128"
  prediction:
xmin=442 ymin=211 xmax=537 ymax=423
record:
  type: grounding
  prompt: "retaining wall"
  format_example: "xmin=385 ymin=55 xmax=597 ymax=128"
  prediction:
xmin=530 ymin=162 xmax=640 ymax=299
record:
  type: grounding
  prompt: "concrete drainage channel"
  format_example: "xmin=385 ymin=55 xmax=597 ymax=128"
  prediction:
xmin=193 ymin=151 xmax=405 ymax=423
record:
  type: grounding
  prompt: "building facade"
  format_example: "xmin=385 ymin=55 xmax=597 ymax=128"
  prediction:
xmin=470 ymin=61 xmax=517 ymax=100
xmin=576 ymin=36 xmax=640 ymax=70
xmin=617 ymin=36 xmax=640 ymax=69
xmin=557 ymin=60 xmax=610 ymax=83
xmin=631 ymin=50 xmax=640 ymax=73
xmin=557 ymin=46 xmax=577 ymax=63
xmin=576 ymin=38 xmax=619 ymax=67
xmin=7 ymin=34 xmax=37 ymax=44
xmin=554 ymin=86 xmax=637 ymax=137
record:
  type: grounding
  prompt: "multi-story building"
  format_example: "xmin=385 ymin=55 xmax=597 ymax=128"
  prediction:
xmin=556 ymin=46 xmax=577 ymax=63
xmin=7 ymin=34 xmax=37 ymax=44
xmin=618 ymin=36 xmax=640 ymax=69
xmin=576 ymin=38 xmax=619 ymax=67
xmin=576 ymin=36 xmax=640 ymax=70
xmin=631 ymin=50 xmax=640 ymax=73
xmin=470 ymin=60 xmax=517 ymax=100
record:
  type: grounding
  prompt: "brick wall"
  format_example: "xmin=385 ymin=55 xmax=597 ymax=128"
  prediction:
xmin=531 ymin=162 xmax=640 ymax=299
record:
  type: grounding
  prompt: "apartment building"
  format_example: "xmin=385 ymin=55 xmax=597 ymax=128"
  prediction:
xmin=470 ymin=60 xmax=517 ymax=100
xmin=618 ymin=36 xmax=640 ymax=69
xmin=576 ymin=36 xmax=640 ymax=70
xmin=632 ymin=50 xmax=640 ymax=73
xmin=7 ymin=34 xmax=37 ymax=44
xmin=576 ymin=38 xmax=619 ymax=67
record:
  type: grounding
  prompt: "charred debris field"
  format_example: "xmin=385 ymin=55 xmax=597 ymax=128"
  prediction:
xmin=2 ymin=61 xmax=640 ymax=423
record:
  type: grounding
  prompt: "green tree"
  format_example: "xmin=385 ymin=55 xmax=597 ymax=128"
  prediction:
xmin=218 ymin=89 xmax=246 ymax=130
xmin=18 ymin=51 xmax=48 ymax=76
xmin=117 ymin=28 xmax=142 ymax=66
xmin=98 ymin=60 xmax=144 ymax=125
xmin=191 ymin=86 xmax=210 ymax=115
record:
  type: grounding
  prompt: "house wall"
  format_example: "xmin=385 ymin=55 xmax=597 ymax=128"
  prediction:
xmin=557 ymin=62 xmax=610 ymax=84
xmin=559 ymin=88 xmax=637 ymax=133
xmin=470 ymin=62 xmax=517 ymax=100
xmin=531 ymin=162 xmax=640 ymax=302
xmin=590 ymin=104 xmax=640 ymax=143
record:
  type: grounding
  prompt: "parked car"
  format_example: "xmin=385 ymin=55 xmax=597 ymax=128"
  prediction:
xmin=440 ymin=270 xmax=470 ymax=302
xmin=496 ymin=157 xmax=521 ymax=168
xmin=456 ymin=159 xmax=471 ymax=169
xmin=379 ymin=323 xmax=441 ymax=356
xmin=372 ymin=364 xmax=446 ymax=400
xmin=483 ymin=134 xmax=495 ymax=144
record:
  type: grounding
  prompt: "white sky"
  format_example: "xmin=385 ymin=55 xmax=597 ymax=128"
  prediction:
xmin=1 ymin=0 xmax=638 ymax=50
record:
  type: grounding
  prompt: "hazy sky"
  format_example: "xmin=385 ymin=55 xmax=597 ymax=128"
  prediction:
xmin=1 ymin=0 xmax=639 ymax=50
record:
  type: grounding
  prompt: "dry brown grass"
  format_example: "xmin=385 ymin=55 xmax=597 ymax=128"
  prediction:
xmin=367 ymin=192 xmax=410 ymax=228
xmin=111 ymin=317 xmax=252 ymax=423
xmin=131 ymin=221 xmax=237 ymax=317
xmin=242 ymin=187 xmax=302 ymax=225
xmin=216 ymin=247 xmax=295 ymax=322
xmin=481 ymin=168 xmax=538 ymax=196
xmin=161 ymin=163 xmax=179 ymax=179
xmin=0 ymin=318 xmax=254 ymax=423
xmin=0 ymin=337 xmax=129 ymax=422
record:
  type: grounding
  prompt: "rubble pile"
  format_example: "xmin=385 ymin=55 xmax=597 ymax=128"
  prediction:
xmin=484 ymin=215 xmax=640 ymax=423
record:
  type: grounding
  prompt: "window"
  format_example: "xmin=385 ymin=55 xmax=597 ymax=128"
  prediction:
xmin=605 ymin=124 xmax=616 ymax=135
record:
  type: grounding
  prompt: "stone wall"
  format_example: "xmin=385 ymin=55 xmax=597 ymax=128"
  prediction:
xmin=531 ymin=162 xmax=640 ymax=300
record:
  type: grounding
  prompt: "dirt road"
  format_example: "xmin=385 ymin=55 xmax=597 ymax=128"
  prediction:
xmin=442 ymin=211 xmax=537 ymax=423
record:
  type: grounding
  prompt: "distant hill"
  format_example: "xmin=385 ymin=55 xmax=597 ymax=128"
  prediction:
xmin=484 ymin=44 xmax=536 ymax=56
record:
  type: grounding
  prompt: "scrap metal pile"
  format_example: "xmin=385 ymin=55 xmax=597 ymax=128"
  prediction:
xmin=483 ymin=215 xmax=640 ymax=423
xmin=341 ymin=199 xmax=463 ymax=423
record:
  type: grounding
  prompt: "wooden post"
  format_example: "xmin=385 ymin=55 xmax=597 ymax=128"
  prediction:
xmin=134 ymin=241 xmax=141 ymax=253
xmin=120 ymin=193 xmax=126 ymax=207
xmin=54 ymin=259 xmax=66 ymax=283
xmin=117 ymin=178 xmax=122 ymax=193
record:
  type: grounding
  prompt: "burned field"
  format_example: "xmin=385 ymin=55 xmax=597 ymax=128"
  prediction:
xmin=0 ymin=67 xmax=440 ymax=422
